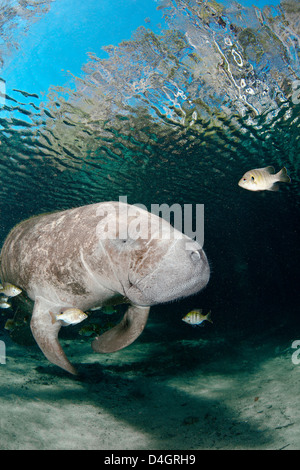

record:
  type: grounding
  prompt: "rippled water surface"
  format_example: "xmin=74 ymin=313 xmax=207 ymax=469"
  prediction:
xmin=0 ymin=0 xmax=299 ymax=450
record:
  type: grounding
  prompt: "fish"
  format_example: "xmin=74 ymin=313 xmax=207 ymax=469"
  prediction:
xmin=79 ymin=324 xmax=99 ymax=337
xmin=0 ymin=301 xmax=11 ymax=309
xmin=53 ymin=308 xmax=88 ymax=326
xmin=0 ymin=283 xmax=22 ymax=297
xmin=3 ymin=314 xmax=29 ymax=328
xmin=182 ymin=309 xmax=213 ymax=326
xmin=101 ymin=305 xmax=117 ymax=314
xmin=238 ymin=166 xmax=290 ymax=191
xmin=89 ymin=305 xmax=117 ymax=314
xmin=4 ymin=319 xmax=15 ymax=330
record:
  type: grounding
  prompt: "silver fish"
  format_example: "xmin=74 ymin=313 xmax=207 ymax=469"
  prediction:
xmin=0 ymin=301 xmax=12 ymax=309
xmin=54 ymin=308 xmax=88 ymax=326
xmin=238 ymin=166 xmax=290 ymax=191
xmin=0 ymin=283 xmax=22 ymax=297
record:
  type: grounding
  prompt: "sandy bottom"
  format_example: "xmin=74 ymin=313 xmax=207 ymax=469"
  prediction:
xmin=0 ymin=320 xmax=299 ymax=450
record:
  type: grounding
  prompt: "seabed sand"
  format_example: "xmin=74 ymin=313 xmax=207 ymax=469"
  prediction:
xmin=0 ymin=320 xmax=299 ymax=450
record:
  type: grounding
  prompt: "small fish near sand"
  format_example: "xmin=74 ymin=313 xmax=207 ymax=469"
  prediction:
xmin=182 ymin=309 xmax=213 ymax=327
xmin=238 ymin=166 xmax=290 ymax=192
xmin=53 ymin=308 xmax=88 ymax=326
xmin=0 ymin=283 xmax=22 ymax=297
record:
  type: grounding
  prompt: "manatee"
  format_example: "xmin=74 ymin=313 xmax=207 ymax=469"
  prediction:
xmin=0 ymin=201 xmax=210 ymax=374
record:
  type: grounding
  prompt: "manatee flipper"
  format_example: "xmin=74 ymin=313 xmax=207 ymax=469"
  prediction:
xmin=92 ymin=305 xmax=150 ymax=353
xmin=30 ymin=296 xmax=77 ymax=375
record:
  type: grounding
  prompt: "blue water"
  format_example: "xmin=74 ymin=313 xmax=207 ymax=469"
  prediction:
xmin=0 ymin=0 xmax=299 ymax=450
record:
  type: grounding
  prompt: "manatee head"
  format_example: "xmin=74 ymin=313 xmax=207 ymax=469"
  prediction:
xmin=93 ymin=202 xmax=210 ymax=307
xmin=126 ymin=237 xmax=210 ymax=306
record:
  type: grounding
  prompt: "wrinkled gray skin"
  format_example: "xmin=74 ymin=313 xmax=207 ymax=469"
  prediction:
xmin=0 ymin=201 xmax=210 ymax=374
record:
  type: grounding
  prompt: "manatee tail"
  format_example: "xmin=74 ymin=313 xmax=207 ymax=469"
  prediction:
xmin=30 ymin=296 xmax=77 ymax=375
xmin=277 ymin=167 xmax=291 ymax=183
xmin=92 ymin=305 xmax=150 ymax=353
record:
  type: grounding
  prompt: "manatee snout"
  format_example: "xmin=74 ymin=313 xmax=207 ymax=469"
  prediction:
xmin=186 ymin=243 xmax=210 ymax=287
xmin=177 ymin=239 xmax=210 ymax=295
xmin=126 ymin=238 xmax=210 ymax=306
